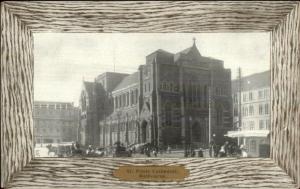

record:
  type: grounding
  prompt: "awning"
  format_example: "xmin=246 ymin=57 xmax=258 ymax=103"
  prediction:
xmin=225 ymin=130 xmax=270 ymax=138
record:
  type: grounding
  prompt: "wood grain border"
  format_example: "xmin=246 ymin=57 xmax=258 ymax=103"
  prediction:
xmin=1 ymin=1 xmax=299 ymax=188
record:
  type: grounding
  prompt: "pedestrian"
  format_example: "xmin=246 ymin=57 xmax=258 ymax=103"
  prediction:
xmin=240 ymin=144 xmax=248 ymax=158
xmin=167 ymin=145 xmax=171 ymax=154
xmin=145 ymin=146 xmax=151 ymax=157
xmin=224 ymin=141 xmax=229 ymax=157
xmin=209 ymin=141 xmax=215 ymax=157
xmin=198 ymin=148 xmax=204 ymax=157
xmin=71 ymin=142 xmax=76 ymax=156
xmin=214 ymin=144 xmax=219 ymax=157
xmin=219 ymin=145 xmax=226 ymax=157
xmin=86 ymin=145 xmax=94 ymax=155
xmin=152 ymin=149 xmax=157 ymax=157
xmin=191 ymin=149 xmax=196 ymax=157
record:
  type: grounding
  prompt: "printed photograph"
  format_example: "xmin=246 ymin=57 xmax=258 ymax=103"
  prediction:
xmin=33 ymin=33 xmax=270 ymax=158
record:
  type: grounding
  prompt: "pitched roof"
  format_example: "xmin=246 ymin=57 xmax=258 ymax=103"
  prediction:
xmin=83 ymin=81 xmax=94 ymax=95
xmin=232 ymin=70 xmax=270 ymax=92
xmin=113 ymin=72 xmax=139 ymax=91
xmin=174 ymin=44 xmax=202 ymax=62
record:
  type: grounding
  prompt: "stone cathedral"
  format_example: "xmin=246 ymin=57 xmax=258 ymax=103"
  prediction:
xmin=79 ymin=41 xmax=232 ymax=149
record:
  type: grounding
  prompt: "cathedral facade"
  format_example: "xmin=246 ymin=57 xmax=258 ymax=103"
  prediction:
xmin=98 ymin=42 xmax=233 ymax=150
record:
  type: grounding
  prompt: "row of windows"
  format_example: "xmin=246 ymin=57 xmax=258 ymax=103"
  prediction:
xmin=108 ymin=122 xmax=137 ymax=132
xmin=144 ymin=81 xmax=151 ymax=93
xmin=34 ymin=120 xmax=75 ymax=127
xmin=160 ymin=81 xmax=179 ymax=92
xmin=215 ymin=87 xmax=227 ymax=96
xmin=242 ymin=119 xmax=270 ymax=130
xmin=241 ymin=103 xmax=269 ymax=116
xmin=258 ymin=104 xmax=269 ymax=115
xmin=114 ymin=89 xmax=139 ymax=109
xmin=34 ymin=127 xmax=74 ymax=134
xmin=233 ymin=89 xmax=270 ymax=103
xmin=246 ymin=139 xmax=270 ymax=154
xmin=34 ymin=104 xmax=72 ymax=110
xmin=259 ymin=119 xmax=270 ymax=130
xmin=242 ymin=89 xmax=269 ymax=102
xmin=184 ymin=83 xmax=208 ymax=108
xmin=34 ymin=109 xmax=76 ymax=117
xmin=243 ymin=121 xmax=255 ymax=130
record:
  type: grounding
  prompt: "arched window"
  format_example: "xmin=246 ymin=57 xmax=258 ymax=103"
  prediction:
xmin=126 ymin=92 xmax=129 ymax=106
xmin=264 ymin=103 xmax=269 ymax=114
xmin=135 ymin=89 xmax=138 ymax=104
xmin=165 ymin=103 xmax=172 ymax=126
xmin=198 ymin=85 xmax=202 ymax=107
xmin=81 ymin=93 xmax=87 ymax=111
xmin=216 ymin=105 xmax=223 ymax=125
xmin=123 ymin=94 xmax=126 ymax=107
xmin=189 ymin=82 xmax=192 ymax=104
xmin=204 ymin=85 xmax=208 ymax=107
xmin=249 ymin=105 xmax=254 ymax=115
xmin=118 ymin=95 xmax=122 ymax=108
xmin=130 ymin=91 xmax=134 ymax=105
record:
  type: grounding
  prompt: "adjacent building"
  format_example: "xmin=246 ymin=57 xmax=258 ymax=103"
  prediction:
xmin=33 ymin=101 xmax=80 ymax=145
xmin=98 ymin=41 xmax=233 ymax=150
xmin=78 ymin=73 xmax=128 ymax=147
xmin=227 ymin=70 xmax=270 ymax=157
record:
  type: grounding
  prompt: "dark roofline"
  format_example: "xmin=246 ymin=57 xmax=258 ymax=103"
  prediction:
xmin=232 ymin=70 xmax=270 ymax=91
xmin=34 ymin=101 xmax=74 ymax=105
xmin=112 ymin=72 xmax=139 ymax=91
xmin=96 ymin=72 xmax=129 ymax=79
xmin=232 ymin=70 xmax=270 ymax=82
xmin=146 ymin=49 xmax=174 ymax=58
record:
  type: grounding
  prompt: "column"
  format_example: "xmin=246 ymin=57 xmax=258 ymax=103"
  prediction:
xmin=137 ymin=120 xmax=141 ymax=143
xmin=117 ymin=117 xmax=120 ymax=142
xmin=102 ymin=119 xmax=106 ymax=147
xmin=179 ymin=63 xmax=187 ymax=156
xmin=125 ymin=115 xmax=129 ymax=146
xmin=155 ymin=59 xmax=162 ymax=148
xmin=109 ymin=119 xmax=112 ymax=146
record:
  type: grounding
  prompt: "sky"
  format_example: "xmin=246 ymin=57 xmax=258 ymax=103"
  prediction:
xmin=34 ymin=33 xmax=270 ymax=106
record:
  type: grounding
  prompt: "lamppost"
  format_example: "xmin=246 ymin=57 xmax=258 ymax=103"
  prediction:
xmin=189 ymin=116 xmax=193 ymax=155
xmin=135 ymin=116 xmax=141 ymax=144
xmin=116 ymin=111 xmax=121 ymax=143
xmin=125 ymin=114 xmax=129 ymax=146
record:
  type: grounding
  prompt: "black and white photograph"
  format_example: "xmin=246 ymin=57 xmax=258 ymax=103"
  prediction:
xmin=33 ymin=33 xmax=271 ymax=159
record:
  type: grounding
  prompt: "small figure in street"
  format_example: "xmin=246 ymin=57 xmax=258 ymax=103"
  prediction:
xmin=86 ymin=145 xmax=94 ymax=155
xmin=209 ymin=141 xmax=216 ymax=157
xmin=198 ymin=148 xmax=204 ymax=157
xmin=152 ymin=149 xmax=157 ymax=157
xmin=191 ymin=148 xmax=196 ymax=157
xmin=71 ymin=142 xmax=76 ymax=156
xmin=145 ymin=146 xmax=151 ymax=157
xmin=71 ymin=141 xmax=83 ymax=156
xmin=219 ymin=145 xmax=226 ymax=157
xmin=224 ymin=141 xmax=229 ymax=157
xmin=239 ymin=144 xmax=248 ymax=158
xmin=167 ymin=145 xmax=172 ymax=154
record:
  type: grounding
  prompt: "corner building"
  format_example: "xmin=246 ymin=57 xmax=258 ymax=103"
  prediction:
xmin=100 ymin=42 xmax=232 ymax=149
xmin=33 ymin=101 xmax=79 ymax=145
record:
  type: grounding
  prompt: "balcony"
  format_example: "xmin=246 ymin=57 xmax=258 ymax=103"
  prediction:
xmin=226 ymin=130 xmax=270 ymax=138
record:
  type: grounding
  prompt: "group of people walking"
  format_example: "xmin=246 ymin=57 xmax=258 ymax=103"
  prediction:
xmin=209 ymin=141 xmax=248 ymax=158
xmin=68 ymin=140 xmax=248 ymax=158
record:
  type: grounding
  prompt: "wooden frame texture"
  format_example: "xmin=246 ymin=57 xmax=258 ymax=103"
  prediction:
xmin=1 ymin=1 xmax=299 ymax=188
